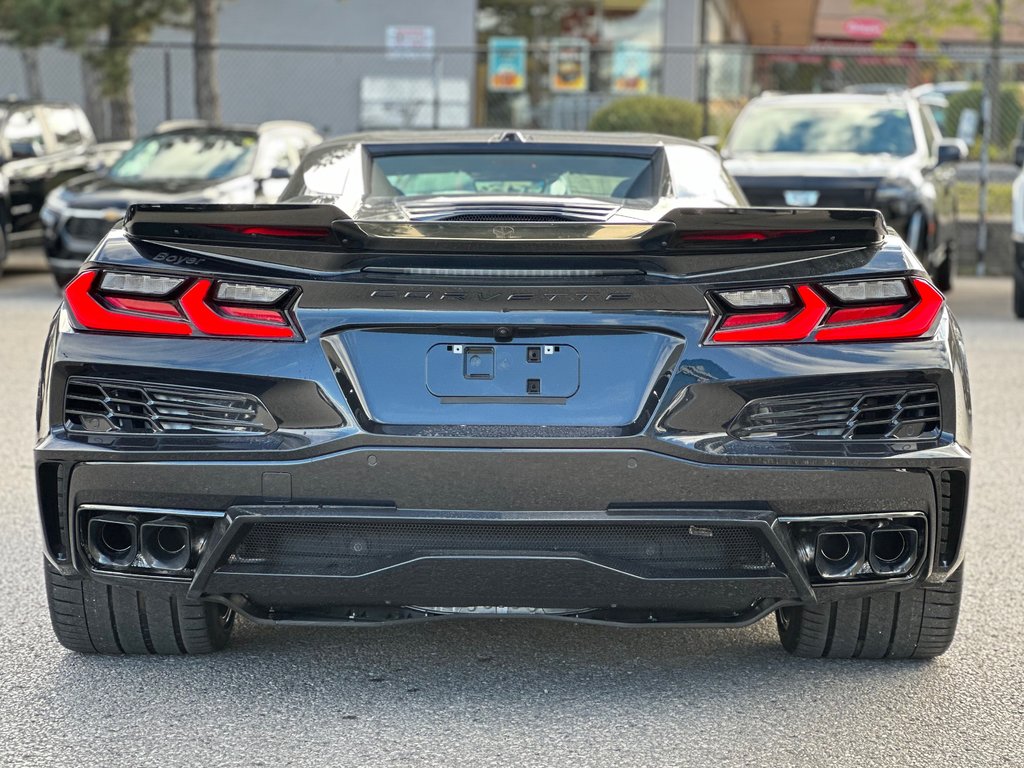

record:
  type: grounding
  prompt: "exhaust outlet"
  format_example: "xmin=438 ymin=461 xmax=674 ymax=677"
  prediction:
xmin=87 ymin=515 xmax=138 ymax=567
xmin=869 ymin=526 xmax=919 ymax=576
xmin=814 ymin=528 xmax=866 ymax=580
xmin=140 ymin=517 xmax=192 ymax=571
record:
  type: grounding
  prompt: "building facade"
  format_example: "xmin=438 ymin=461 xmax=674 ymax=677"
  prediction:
xmin=0 ymin=0 xmax=763 ymax=138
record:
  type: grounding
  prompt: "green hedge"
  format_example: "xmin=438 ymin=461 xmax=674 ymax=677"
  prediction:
xmin=946 ymin=86 xmax=1023 ymax=147
xmin=588 ymin=96 xmax=703 ymax=139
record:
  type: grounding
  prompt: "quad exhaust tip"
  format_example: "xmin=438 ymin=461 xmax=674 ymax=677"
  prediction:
xmin=814 ymin=528 xmax=866 ymax=580
xmin=807 ymin=522 xmax=921 ymax=581
xmin=140 ymin=517 xmax=193 ymax=572
xmin=869 ymin=526 xmax=919 ymax=576
xmin=87 ymin=515 xmax=139 ymax=568
xmin=85 ymin=513 xmax=194 ymax=572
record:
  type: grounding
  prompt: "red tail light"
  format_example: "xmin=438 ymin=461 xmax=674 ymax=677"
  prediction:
xmin=709 ymin=277 xmax=943 ymax=344
xmin=711 ymin=285 xmax=829 ymax=343
xmin=64 ymin=270 xmax=299 ymax=340
xmin=64 ymin=272 xmax=192 ymax=336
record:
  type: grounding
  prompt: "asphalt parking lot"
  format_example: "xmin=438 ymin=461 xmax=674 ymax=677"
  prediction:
xmin=1 ymin=251 xmax=1021 ymax=767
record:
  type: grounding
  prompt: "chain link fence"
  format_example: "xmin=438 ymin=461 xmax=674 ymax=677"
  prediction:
xmin=3 ymin=39 xmax=1023 ymax=273
xmin=3 ymin=41 xmax=1023 ymax=153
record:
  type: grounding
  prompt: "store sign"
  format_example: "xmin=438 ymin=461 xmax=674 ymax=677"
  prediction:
xmin=386 ymin=25 xmax=435 ymax=59
xmin=842 ymin=17 xmax=886 ymax=40
xmin=550 ymin=37 xmax=589 ymax=93
xmin=612 ymin=41 xmax=651 ymax=94
xmin=488 ymin=37 xmax=527 ymax=92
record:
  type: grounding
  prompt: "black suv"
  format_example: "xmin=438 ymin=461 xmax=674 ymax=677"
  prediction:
xmin=0 ymin=100 xmax=126 ymax=252
xmin=722 ymin=93 xmax=964 ymax=290
xmin=40 ymin=120 xmax=321 ymax=286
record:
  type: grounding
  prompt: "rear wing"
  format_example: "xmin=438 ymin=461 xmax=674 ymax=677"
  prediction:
xmin=122 ymin=203 xmax=887 ymax=257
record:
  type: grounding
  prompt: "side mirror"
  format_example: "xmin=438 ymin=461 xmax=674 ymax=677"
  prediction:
xmin=937 ymin=139 xmax=967 ymax=165
xmin=698 ymin=135 xmax=721 ymax=150
xmin=1014 ymin=143 xmax=1024 ymax=169
xmin=269 ymin=166 xmax=291 ymax=180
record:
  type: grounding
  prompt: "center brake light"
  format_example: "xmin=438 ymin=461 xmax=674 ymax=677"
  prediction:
xmin=709 ymin=277 xmax=943 ymax=344
xmin=64 ymin=271 xmax=299 ymax=340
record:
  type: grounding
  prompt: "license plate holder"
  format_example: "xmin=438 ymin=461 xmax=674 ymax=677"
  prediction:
xmin=426 ymin=343 xmax=580 ymax=398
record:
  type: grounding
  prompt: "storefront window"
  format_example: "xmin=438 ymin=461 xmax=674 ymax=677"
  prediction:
xmin=477 ymin=0 xmax=665 ymax=128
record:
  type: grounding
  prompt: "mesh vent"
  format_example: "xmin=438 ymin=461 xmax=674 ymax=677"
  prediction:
xmin=224 ymin=520 xmax=775 ymax=579
xmin=65 ymin=378 xmax=274 ymax=435
xmin=730 ymin=386 xmax=941 ymax=441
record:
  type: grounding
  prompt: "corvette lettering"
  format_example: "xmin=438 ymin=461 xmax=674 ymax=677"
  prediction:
xmin=369 ymin=290 xmax=632 ymax=302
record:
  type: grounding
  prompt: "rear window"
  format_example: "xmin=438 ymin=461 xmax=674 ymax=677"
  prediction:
xmin=368 ymin=152 xmax=653 ymax=198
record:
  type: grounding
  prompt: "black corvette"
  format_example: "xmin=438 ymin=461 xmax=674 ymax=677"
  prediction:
xmin=36 ymin=130 xmax=969 ymax=658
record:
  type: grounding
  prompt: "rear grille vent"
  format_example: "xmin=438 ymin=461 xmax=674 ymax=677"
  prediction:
xmin=400 ymin=199 xmax=618 ymax=222
xmin=441 ymin=213 xmax=568 ymax=223
xmin=730 ymin=386 xmax=941 ymax=441
xmin=64 ymin=378 xmax=275 ymax=435
xmin=224 ymin=520 xmax=776 ymax=579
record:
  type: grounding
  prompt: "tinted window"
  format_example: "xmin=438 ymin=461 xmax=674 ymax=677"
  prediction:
xmin=45 ymin=106 xmax=84 ymax=149
xmin=108 ymin=131 xmax=257 ymax=181
xmin=367 ymin=152 xmax=654 ymax=198
xmin=4 ymin=107 xmax=46 ymax=159
xmin=728 ymin=103 xmax=917 ymax=157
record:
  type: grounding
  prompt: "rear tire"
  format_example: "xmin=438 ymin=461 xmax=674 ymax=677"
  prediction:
xmin=775 ymin=566 xmax=963 ymax=659
xmin=44 ymin=562 xmax=234 ymax=654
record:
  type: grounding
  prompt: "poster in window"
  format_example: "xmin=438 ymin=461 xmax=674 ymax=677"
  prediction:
xmin=385 ymin=25 xmax=435 ymax=60
xmin=612 ymin=42 xmax=651 ymax=94
xmin=488 ymin=37 xmax=527 ymax=92
xmin=550 ymin=38 xmax=589 ymax=93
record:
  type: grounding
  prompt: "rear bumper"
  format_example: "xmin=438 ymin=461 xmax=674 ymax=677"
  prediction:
xmin=35 ymin=261 xmax=973 ymax=626
xmin=38 ymin=443 xmax=970 ymax=626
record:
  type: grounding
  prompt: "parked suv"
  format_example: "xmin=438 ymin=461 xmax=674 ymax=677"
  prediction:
xmin=722 ymin=93 xmax=965 ymax=291
xmin=0 ymin=99 xmax=127 ymax=242
xmin=40 ymin=120 xmax=322 ymax=286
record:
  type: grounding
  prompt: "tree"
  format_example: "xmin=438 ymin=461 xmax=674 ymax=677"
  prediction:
xmin=62 ymin=0 xmax=191 ymax=139
xmin=858 ymin=0 xmax=1017 ymax=274
xmin=854 ymin=0 xmax=989 ymax=49
xmin=0 ymin=0 xmax=66 ymax=98
xmin=193 ymin=0 xmax=221 ymax=122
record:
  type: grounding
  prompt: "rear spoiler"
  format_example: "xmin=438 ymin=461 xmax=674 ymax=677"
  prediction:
xmin=122 ymin=203 xmax=887 ymax=255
